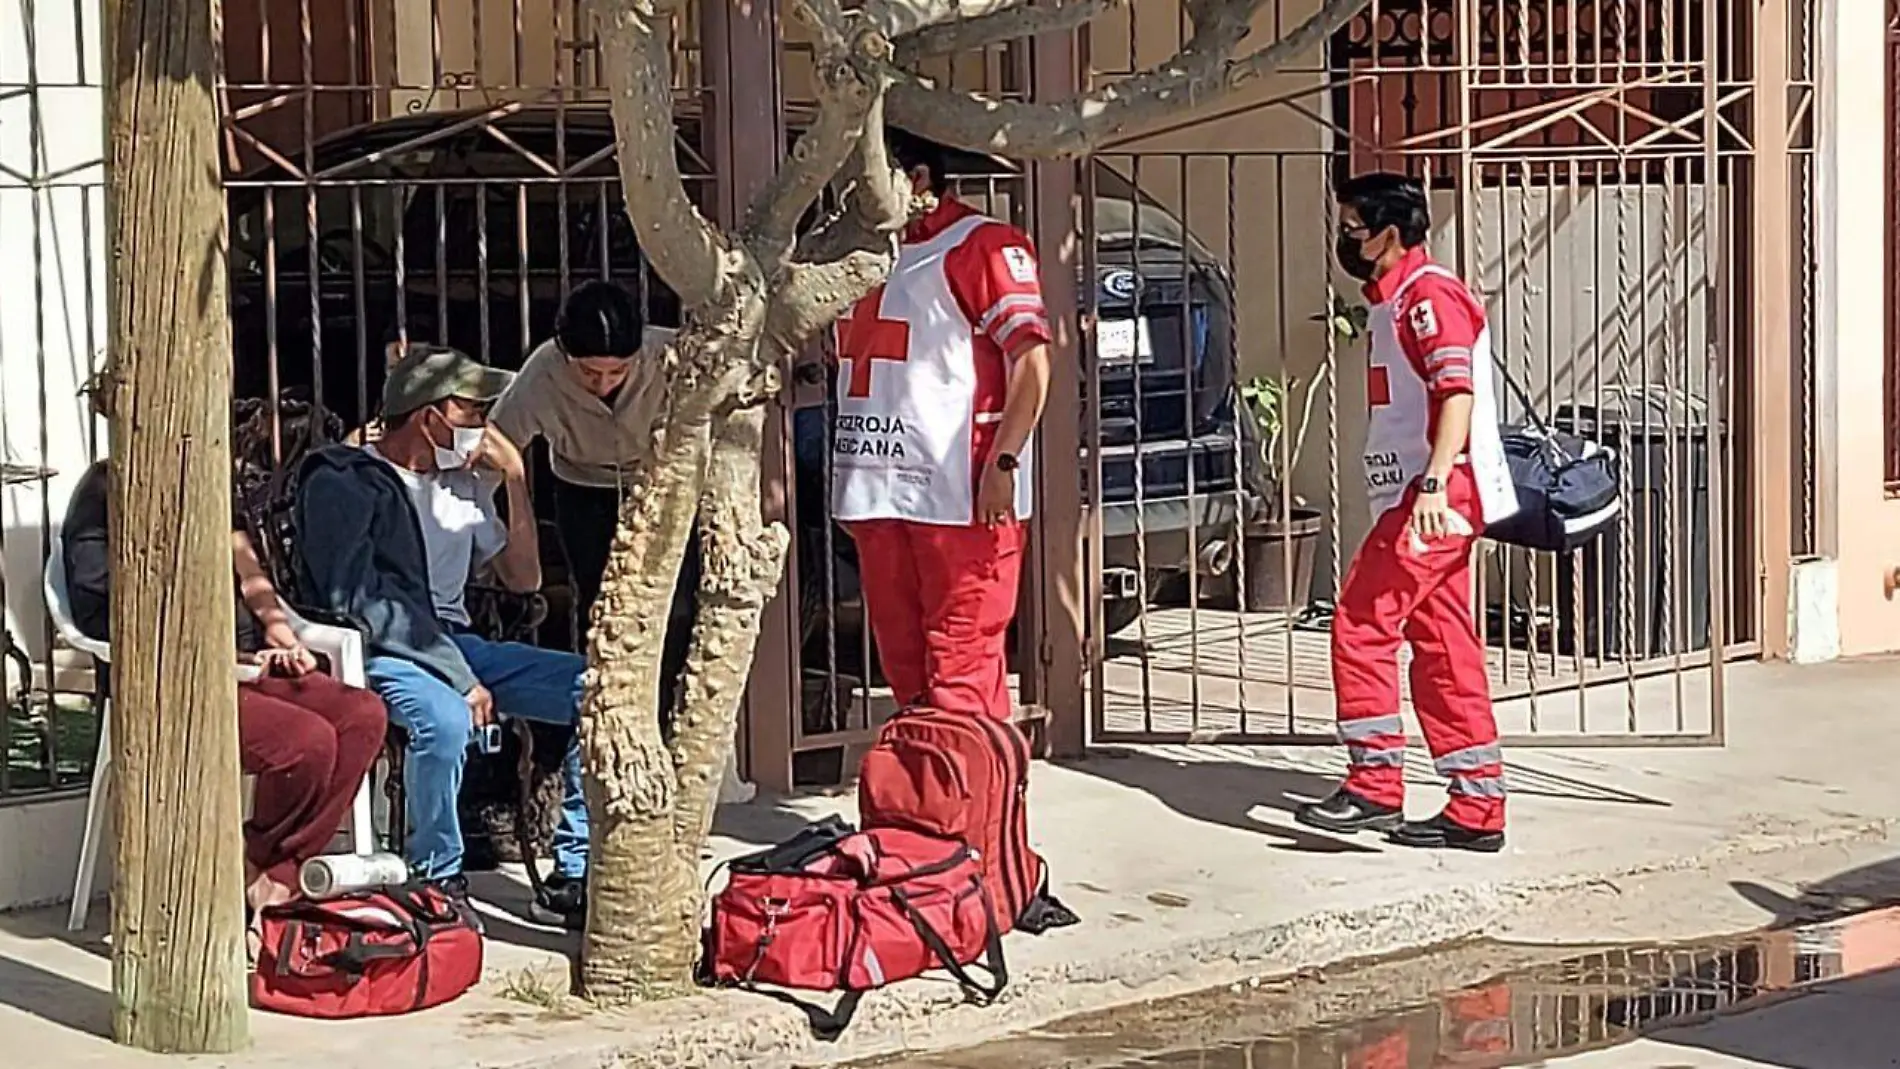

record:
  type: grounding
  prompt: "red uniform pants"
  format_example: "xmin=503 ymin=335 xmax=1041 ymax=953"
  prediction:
xmin=240 ymin=673 xmax=388 ymax=887
xmin=846 ymin=519 xmax=1024 ymax=721
xmin=1331 ymin=465 xmax=1505 ymax=832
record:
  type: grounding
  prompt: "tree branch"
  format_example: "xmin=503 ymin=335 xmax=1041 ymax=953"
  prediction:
xmin=793 ymin=96 xmax=915 ymax=266
xmin=742 ymin=0 xmax=891 ymax=264
xmin=892 ymin=0 xmax=1127 ymax=63
xmin=591 ymin=0 xmax=731 ymax=311
xmin=876 ymin=0 xmax=1025 ymax=38
xmin=765 ymin=247 xmax=899 ymax=353
xmin=885 ymin=0 xmax=1367 ymax=159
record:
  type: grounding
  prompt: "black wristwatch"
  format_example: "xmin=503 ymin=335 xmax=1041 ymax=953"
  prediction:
xmin=993 ymin=452 xmax=1020 ymax=473
xmin=1418 ymin=474 xmax=1443 ymax=494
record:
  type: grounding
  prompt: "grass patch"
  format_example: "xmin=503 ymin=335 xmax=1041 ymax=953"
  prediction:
xmin=496 ymin=964 xmax=575 ymax=1011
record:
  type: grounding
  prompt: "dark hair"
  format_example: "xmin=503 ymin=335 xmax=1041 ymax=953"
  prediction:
xmin=556 ymin=280 xmax=646 ymax=360
xmin=1336 ymin=172 xmax=1432 ymax=248
xmin=232 ymin=394 xmax=343 ymax=479
xmin=887 ymin=129 xmax=951 ymax=196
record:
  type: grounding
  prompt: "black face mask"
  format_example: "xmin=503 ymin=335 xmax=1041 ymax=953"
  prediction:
xmin=1334 ymin=233 xmax=1379 ymax=282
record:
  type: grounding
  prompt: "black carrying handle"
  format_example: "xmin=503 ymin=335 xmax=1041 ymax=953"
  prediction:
xmin=890 ymin=881 xmax=1009 ymax=1004
xmin=317 ymin=933 xmax=427 ymax=976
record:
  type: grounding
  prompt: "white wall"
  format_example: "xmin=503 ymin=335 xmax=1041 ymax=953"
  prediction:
xmin=1 ymin=0 xmax=105 ymax=911
xmin=0 ymin=0 xmax=107 ymax=661
xmin=0 ymin=796 xmax=93 ymax=910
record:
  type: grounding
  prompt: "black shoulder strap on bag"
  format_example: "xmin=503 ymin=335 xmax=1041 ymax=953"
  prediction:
xmin=1493 ymin=360 xmax=1554 ymax=437
xmin=743 ymin=988 xmax=865 ymax=1043
xmin=726 ymin=815 xmax=856 ymax=875
xmin=890 ymin=882 xmax=1009 ymax=1004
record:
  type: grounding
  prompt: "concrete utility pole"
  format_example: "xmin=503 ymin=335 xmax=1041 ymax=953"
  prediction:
xmin=102 ymin=0 xmax=249 ymax=1052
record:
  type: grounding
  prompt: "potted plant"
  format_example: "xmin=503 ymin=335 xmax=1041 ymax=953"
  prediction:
xmin=1223 ymin=296 xmax=1368 ymax=613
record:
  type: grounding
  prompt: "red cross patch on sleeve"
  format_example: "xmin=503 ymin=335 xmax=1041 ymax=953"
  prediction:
xmin=1408 ymin=298 xmax=1440 ymax=340
xmin=1001 ymin=245 xmax=1038 ymax=284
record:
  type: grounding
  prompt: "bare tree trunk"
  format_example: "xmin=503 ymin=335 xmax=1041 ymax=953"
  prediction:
xmin=580 ymin=393 xmax=712 ymax=1000
xmin=578 ymin=0 xmax=1358 ymax=1003
xmin=100 ymin=0 xmax=248 ymax=1052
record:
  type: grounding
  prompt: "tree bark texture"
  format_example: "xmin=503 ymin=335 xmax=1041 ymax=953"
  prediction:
xmin=101 ymin=0 xmax=249 ymax=1052
xmin=579 ymin=0 xmax=1370 ymax=1001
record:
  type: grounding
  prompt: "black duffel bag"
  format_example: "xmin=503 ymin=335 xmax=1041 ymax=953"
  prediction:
xmin=1483 ymin=373 xmax=1621 ymax=553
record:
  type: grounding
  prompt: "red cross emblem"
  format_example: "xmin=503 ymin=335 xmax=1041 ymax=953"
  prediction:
xmin=838 ymin=287 xmax=910 ymax=399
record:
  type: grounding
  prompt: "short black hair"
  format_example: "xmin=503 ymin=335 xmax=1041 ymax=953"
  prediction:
xmin=556 ymin=279 xmax=646 ymax=359
xmin=887 ymin=129 xmax=951 ymax=196
xmin=1336 ymin=172 xmax=1432 ymax=248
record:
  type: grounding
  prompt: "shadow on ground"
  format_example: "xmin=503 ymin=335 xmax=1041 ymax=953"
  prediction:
xmin=0 ymin=949 xmax=113 ymax=1039
xmin=466 ymin=790 xmax=836 ymax=965
xmin=1063 ymin=749 xmax=1382 ymax=855
xmin=1066 ymin=745 xmax=1670 ymax=857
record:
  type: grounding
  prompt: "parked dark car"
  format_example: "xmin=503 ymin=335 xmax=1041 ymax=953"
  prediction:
xmin=225 ymin=105 xmax=1252 ymax=688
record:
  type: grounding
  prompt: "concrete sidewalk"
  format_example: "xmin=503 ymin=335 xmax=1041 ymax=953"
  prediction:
xmin=2 ymin=657 xmax=1895 ymax=1068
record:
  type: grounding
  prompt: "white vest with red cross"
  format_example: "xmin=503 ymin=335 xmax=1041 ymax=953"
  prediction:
xmin=1364 ymin=263 xmax=1519 ymax=524
xmin=830 ymin=208 xmax=1044 ymax=527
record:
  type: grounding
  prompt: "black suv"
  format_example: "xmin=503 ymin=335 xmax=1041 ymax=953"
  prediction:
xmin=225 ymin=106 xmax=1249 ymax=667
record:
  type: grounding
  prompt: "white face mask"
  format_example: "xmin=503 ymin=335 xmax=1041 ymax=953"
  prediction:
xmin=433 ymin=426 xmax=485 ymax=471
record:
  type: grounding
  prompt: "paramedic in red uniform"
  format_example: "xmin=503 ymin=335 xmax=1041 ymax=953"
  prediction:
xmin=831 ymin=132 xmax=1053 ymax=722
xmin=1295 ymin=173 xmax=1520 ymax=852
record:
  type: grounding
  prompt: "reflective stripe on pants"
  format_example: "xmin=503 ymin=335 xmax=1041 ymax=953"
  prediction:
xmin=1330 ymin=465 xmax=1505 ymax=831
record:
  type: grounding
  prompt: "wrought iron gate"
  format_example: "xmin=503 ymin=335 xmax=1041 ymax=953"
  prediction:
xmin=1078 ymin=0 xmax=1800 ymax=748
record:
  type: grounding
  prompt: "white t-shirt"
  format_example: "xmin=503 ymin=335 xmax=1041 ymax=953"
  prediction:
xmin=368 ymin=446 xmax=506 ymax=626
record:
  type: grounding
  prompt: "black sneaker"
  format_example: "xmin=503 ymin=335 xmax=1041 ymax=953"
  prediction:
xmin=536 ymin=873 xmax=586 ymax=930
xmin=1293 ymin=789 xmax=1404 ymax=834
xmin=1386 ymin=813 xmax=1506 ymax=853
xmin=432 ymin=874 xmax=485 ymax=933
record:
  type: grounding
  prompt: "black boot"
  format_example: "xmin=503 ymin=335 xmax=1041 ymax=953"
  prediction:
xmin=535 ymin=873 xmax=587 ymax=930
xmin=1386 ymin=813 xmax=1505 ymax=853
xmin=1294 ymin=789 xmax=1403 ymax=834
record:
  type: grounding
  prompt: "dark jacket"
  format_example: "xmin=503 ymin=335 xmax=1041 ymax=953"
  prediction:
xmin=294 ymin=445 xmax=479 ymax=694
xmin=63 ymin=459 xmax=261 ymax=651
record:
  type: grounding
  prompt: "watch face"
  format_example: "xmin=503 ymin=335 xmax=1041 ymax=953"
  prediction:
xmin=996 ymin=453 xmax=1019 ymax=472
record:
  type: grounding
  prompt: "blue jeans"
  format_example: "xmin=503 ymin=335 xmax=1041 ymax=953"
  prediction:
xmin=367 ymin=633 xmax=588 ymax=881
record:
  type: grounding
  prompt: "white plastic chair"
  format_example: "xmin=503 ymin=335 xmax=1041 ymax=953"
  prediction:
xmin=47 ymin=532 xmax=378 ymax=931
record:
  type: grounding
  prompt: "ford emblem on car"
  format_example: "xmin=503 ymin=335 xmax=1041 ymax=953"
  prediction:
xmin=1102 ymin=269 xmax=1138 ymax=301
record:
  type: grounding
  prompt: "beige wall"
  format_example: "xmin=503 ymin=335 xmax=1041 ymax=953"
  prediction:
xmin=1817 ymin=0 xmax=1897 ymax=656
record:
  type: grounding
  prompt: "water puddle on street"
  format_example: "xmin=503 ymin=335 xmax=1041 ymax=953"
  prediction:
xmin=871 ymin=905 xmax=1900 ymax=1068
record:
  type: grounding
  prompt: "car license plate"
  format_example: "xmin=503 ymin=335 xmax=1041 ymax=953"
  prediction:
xmin=1097 ymin=317 xmax=1154 ymax=366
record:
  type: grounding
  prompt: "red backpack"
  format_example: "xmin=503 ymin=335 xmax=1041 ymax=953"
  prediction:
xmin=250 ymin=885 xmax=484 ymax=1018
xmin=858 ymin=708 xmax=1073 ymax=934
xmin=705 ymin=820 xmax=1006 ymax=1029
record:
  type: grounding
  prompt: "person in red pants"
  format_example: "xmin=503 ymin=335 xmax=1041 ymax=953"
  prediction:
xmin=1296 ymin=173 xmax=1519 ymax=851
xmin=832 ymin=132 xmax=1053 ymax=721
xmin=62 ymin=448 xmax=387 ymax=913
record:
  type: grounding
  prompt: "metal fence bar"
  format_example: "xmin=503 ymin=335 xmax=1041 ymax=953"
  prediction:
xmin=1082 ymin=0 xmax=1772 ymax=749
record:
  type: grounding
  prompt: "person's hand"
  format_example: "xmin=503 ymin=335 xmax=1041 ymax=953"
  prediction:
xmin=261 ymin=620 xmax=300 ymax=654
xmin=977 ymin=464 xmax=1017 ymax=528
xmin=257 ymin=645 xmax=318 ymax=678
xmin=465 ymin=683 xmax=497 ymax=730
xmin=474 ymin=426 xmax=526 ymax=481
xmin=1410 ymin=487 xmax=1453 ymax=542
